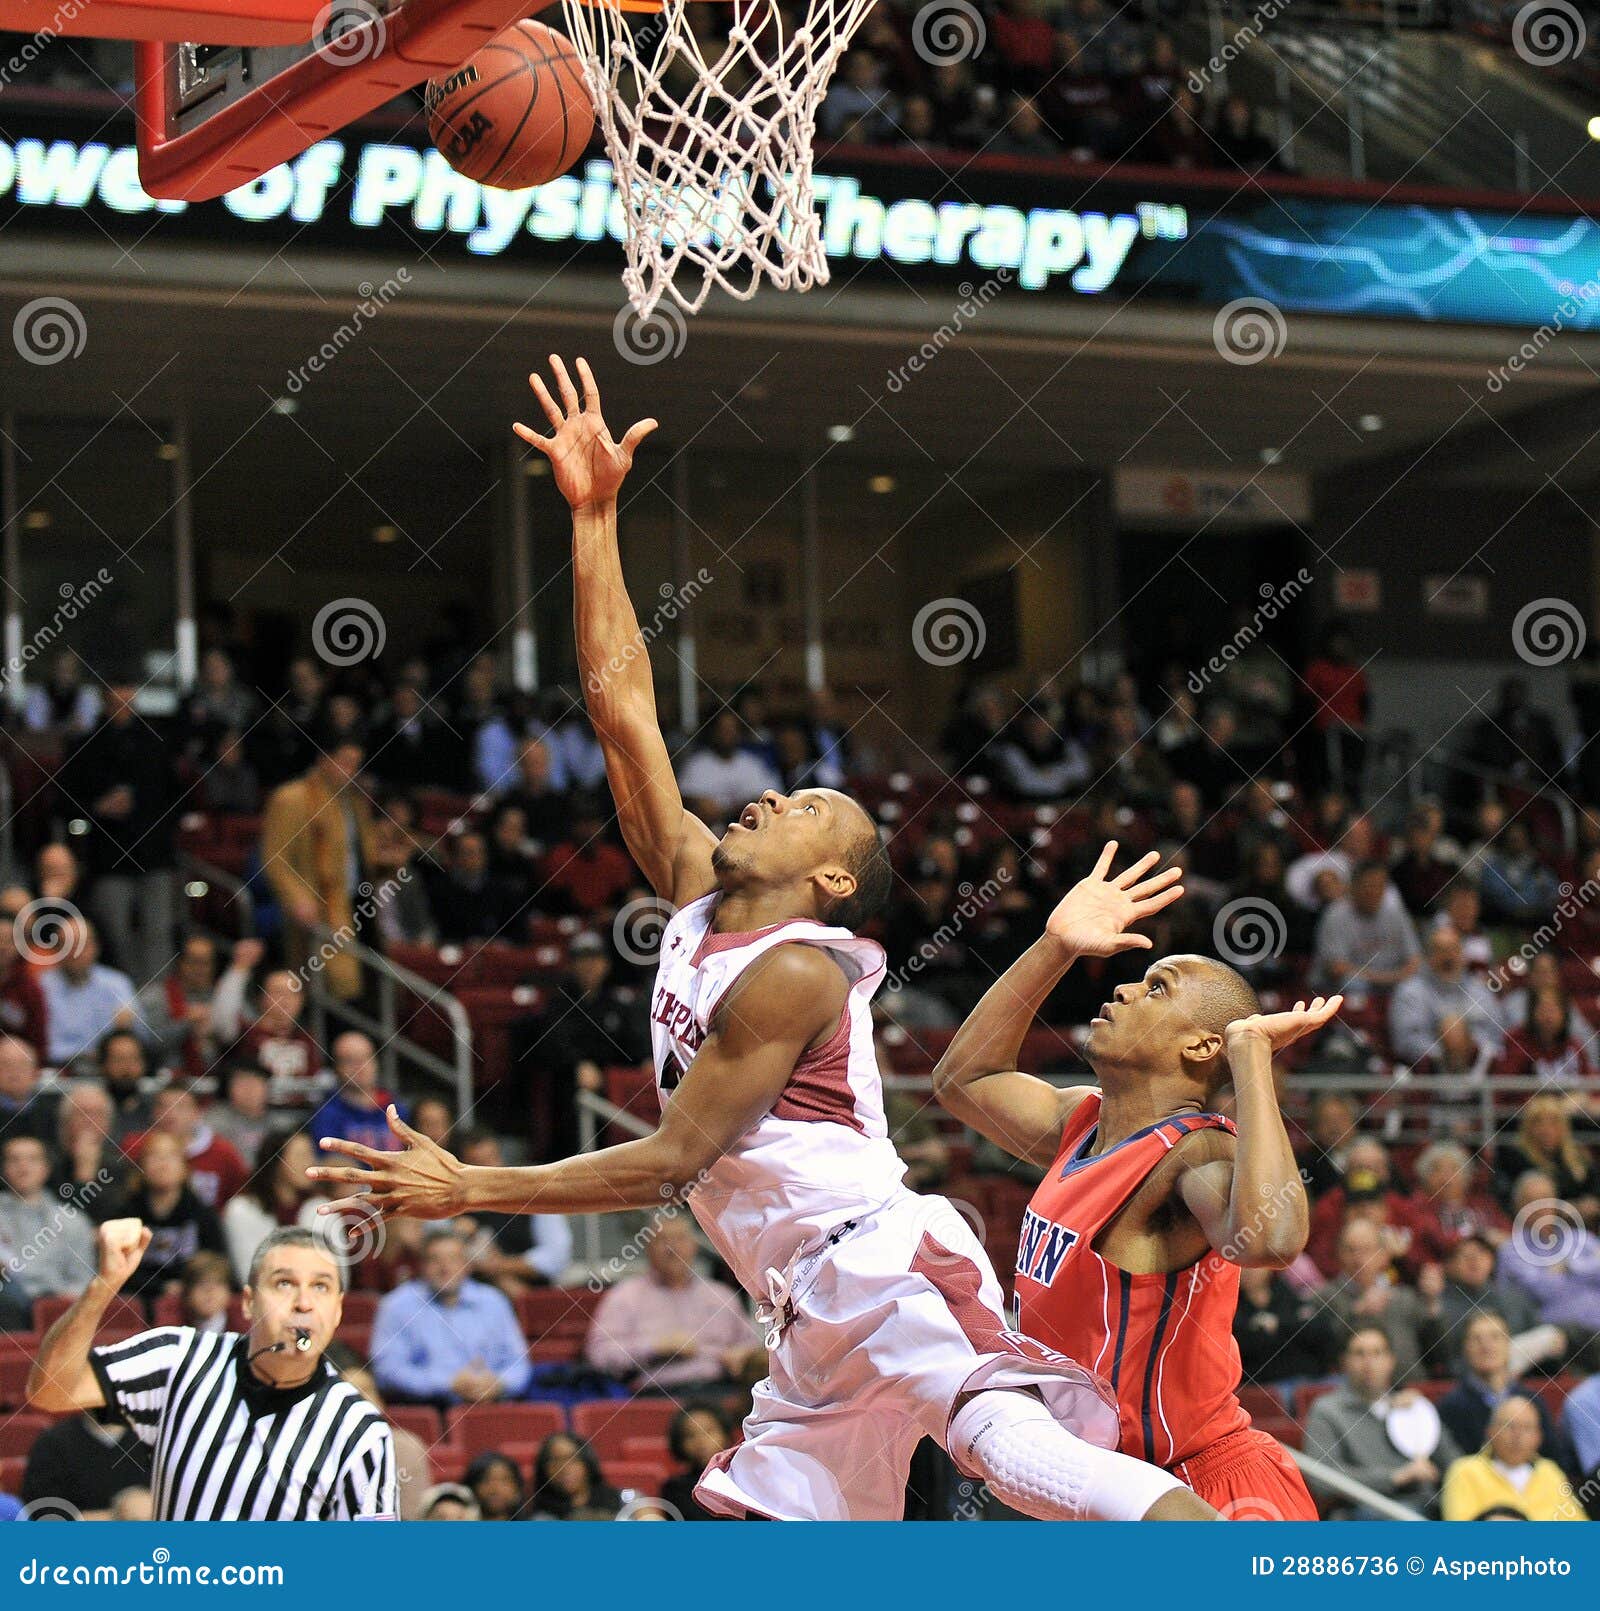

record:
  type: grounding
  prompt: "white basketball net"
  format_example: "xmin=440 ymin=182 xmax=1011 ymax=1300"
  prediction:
xmin=558 ymin=0 xmax=878 ymax=317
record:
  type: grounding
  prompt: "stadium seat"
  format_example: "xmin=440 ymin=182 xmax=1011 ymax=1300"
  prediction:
xmin=572 ymin=1398 xmax=677 ymax=1457
xmin=622 ymin=1434 xmax=669 ymax=1461
xmin=517 ymin=1285 xmax=601 ymax=1344
xmin=151 ymin=1295 xmax=248 ymax=1330
xmin=1292 ymin=1382 xmax=1334 ymax=1423
xmin=448 ymin=1400 xmax=566 ymax=1456
xmin=1532 ymin=1374 xmax=1576 ymax=1419
xmin=33 ymin=1295 xmax=146 ymax=1334
xmin=0 ymin=1413 xmax=50 ymax=1459
xmin=1255 ymin=1412 xmax=1303 ymax=1451
xmin=341 ymin=1292 xmax=379 ymax=1327
xmin=1239 ymin=1384 xmax=1287 ymax=1421
xmin=602 ymin=1457 xmax=670 ymax=1496
xmin=0 ymin=1356 xmax=33 ymax=1409
xmin=387 ymin=1405 xmax=446 ymax=1448
xmin=0 ymin=1456 xmax=24 ymax=1496
xmin=602 ymin=1064 xmax=661 ymax=1141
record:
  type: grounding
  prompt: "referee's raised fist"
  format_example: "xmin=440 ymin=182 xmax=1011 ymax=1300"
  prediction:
xmin=97 ymin=1218 xmax=152 ymax=1288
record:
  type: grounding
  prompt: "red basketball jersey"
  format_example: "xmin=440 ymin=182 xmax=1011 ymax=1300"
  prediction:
xmin=1015 ymin=1093 xmax=1251 ymax=1467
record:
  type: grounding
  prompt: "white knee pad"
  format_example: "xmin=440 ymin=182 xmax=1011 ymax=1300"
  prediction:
xmin=949 ymin=1389 xmax=1187 ymax=1522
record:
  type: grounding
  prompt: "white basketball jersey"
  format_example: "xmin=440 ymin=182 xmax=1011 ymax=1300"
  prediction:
xmin=649 ymin=893 xmax=910 ymax=1297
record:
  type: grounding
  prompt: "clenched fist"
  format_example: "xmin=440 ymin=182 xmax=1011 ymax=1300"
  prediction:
xmin=97 ymin=1219 xmax=152 ymax=1291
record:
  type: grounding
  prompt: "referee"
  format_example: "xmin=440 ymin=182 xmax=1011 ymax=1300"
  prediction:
xmin=28 ymin=1219 xmax=398 ymax=1520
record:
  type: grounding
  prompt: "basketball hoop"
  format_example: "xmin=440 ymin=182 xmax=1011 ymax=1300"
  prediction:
xmin=560 ymin=0 xmax=878 ymax=317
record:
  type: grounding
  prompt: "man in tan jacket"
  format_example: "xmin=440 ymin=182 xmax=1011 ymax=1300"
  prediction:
xmin=261 ymin=733 xmax=378 ymax=1000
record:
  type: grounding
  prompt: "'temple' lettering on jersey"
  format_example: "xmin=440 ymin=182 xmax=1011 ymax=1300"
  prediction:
xmin=1017 ymin=1208 xmax=1080 ymax=1285
xmin=651 ymin=984 xmax=706 ymax=1057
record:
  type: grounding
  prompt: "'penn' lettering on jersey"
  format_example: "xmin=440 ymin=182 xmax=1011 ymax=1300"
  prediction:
xmin=650 ymin=985 xmax=706 ymax=1055
xmin=1017 ymin=1208 xmax=1080 ymax=1285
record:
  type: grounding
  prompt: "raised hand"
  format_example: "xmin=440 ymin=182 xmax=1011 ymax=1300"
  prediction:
xmin=1225 ymin=995 xmax=1344 ymax=1056
xmin=1044 ymin=842 xmax=1184 ymax=958
xmin=309 ymin=1107 xmax=468 ymax=1223
xmin=96 ymin=1219 xmax=151 ymax=1291
xmin=513 ymin=355 xmax=658 ymax=514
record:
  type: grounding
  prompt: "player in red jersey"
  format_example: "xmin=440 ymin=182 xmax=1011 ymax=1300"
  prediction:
xmin=934 ymin=843 xmax=1337 ymax=1520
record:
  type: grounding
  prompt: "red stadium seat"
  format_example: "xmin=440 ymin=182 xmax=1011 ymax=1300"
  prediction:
xmin=528 ymin=1336 xmax=583 ymax=1363
xmin=448 ymin=1400 xmax=566 ymax=1456
xmin=337 ymin=1324 xmax=372 ymax=1358
xmin=622 ymin=1434 xmax=669 ymax=1461
xmin=1292 ymin=1382 xmax=1334 ymax=1423
xmin=572 ymin=1398 xmax=676 ymax=1458
xmin=341 ymin=1292 xmax=378 ymax=1327
xmin=0 ymin=1356 xmax=33 ymax=1409
xmin=0 ymin=1413 xmax=50 ymax=1459
xmin=33 ymin=1295 xmax=146 ymax=1334
xmin=0 ymin=1456 xmax=24 ymax=1496
xmin=603 ymin=1458 xmax=670 ymax=1496
xmin=151 ymin=1295 xmax=249 ymax=1331
xmin=1239 ymin=1384 xmax=1286 ymax=1422
xmin=1532 ymin=1373 xmax=1576 ymax=1419
xmin=517 ymin=1285 xmax=601 ymax=1344
xmin=387 ymin=1405 xmax=446 ymax=1448
xmin=602 ymin=1065 xmax=660 ymax=1142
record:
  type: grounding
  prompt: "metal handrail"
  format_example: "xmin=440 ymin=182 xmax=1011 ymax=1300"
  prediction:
xmin=575 ymin=1087 xmax=655 ymax=1267
xmin=887 ymin=1067 xmax=1590 ymax=1153
xmin=302 ymin=925 xmax=474 ymax=1117
xmin=1291 ymin=1450 xmax=1428 ymax=1520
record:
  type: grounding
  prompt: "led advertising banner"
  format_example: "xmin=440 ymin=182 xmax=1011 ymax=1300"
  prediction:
xmin=2 ymin=106 xmax=1597 ymax=330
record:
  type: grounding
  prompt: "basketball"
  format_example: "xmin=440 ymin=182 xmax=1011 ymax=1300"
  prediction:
xmin=423 ymin=19 xmax=594 ymax=190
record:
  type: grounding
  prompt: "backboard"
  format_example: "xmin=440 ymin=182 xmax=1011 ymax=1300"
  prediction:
xmin=134 ymin=0 xmax=533 ymax=200
xmin=6 ymin=0 xmax=322 ymax=45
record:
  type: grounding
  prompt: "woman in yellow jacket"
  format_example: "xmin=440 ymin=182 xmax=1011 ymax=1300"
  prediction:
xmin=1441 ymin=1395 xmax=1585 ymax=1521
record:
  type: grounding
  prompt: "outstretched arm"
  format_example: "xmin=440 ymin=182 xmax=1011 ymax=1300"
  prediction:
xmin=312 ymin=946 xmax=847 ymax=1216
xmin=932 ymin=844 xmax=1183 ymax=1170
xmin=1177 ymin=997 xmax=1340 ymax=1268
xmin=28 ymin=1219 xmax=150 ymax=1412
xmin=516 ymin=355 xmax=717 ymax=906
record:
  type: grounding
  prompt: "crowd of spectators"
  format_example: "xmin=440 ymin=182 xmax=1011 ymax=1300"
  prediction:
xmin=1 ymin=3 xmax=1288 ymax=179
xmin=0 ymin=603 xmax=1597 ymax=1520
xmin=18 ymin=0 xmax=1600 ymax=188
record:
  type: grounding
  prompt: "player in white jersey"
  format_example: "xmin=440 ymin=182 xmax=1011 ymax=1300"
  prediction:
xmin=314 ymin=356 xmax=1215 ymax=1521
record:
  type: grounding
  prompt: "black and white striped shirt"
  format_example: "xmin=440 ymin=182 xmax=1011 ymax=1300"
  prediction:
xmin=91 ymin=1328 xmax=398 ymax=1521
